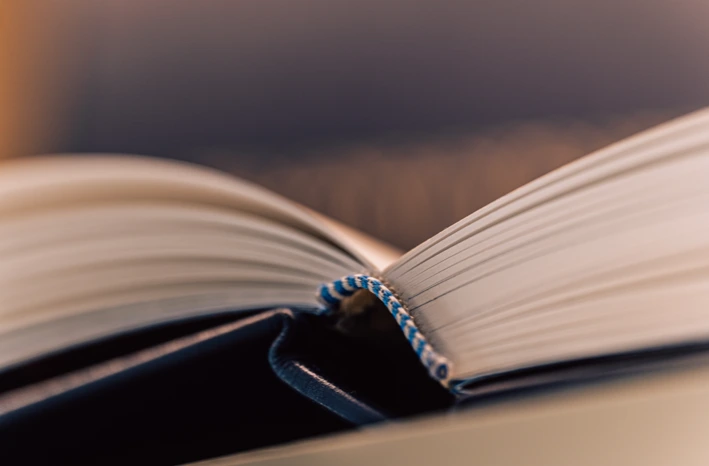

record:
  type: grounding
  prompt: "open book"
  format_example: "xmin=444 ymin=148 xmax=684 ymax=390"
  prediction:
xmin=4 ymin=109 xmax=709 ymax=463
xmin=4 ymin=108 xmax=709 ymax=392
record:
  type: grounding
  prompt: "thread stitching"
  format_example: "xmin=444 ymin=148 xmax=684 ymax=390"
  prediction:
xmin=317 ymin=274 xmax=452 ymax=386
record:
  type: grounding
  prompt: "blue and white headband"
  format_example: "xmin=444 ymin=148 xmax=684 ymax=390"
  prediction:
xmin=317 ymin=274 xmax=453 ymax=386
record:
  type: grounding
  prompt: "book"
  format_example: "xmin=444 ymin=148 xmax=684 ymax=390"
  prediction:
xmin=3 ymin=108 xmax=709 ymax=463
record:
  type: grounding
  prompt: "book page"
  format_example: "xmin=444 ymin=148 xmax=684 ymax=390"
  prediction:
xmin=0 ymin=155 xmax=394 ymax=367
xmin=382 ymin=108 xmax=709 ymax=381
xmin=0 ymin=155 xmax=397 ymax=272
xmin=308 ymin=210 xmax=401 ymax=271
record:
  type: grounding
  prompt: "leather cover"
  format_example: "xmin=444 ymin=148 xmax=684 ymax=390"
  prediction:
xmin=0 ymin=308 xmax=451 ymax=464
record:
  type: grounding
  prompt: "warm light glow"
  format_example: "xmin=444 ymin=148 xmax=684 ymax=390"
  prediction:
xmin=0 ymin=2 xmax=74 ymax=159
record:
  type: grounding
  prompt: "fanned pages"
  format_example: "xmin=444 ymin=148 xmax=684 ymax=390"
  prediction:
xmin=381 ymin=108 xmax=709 ymax=385
xmin=0 ymin=156 xmax=398 ymax=368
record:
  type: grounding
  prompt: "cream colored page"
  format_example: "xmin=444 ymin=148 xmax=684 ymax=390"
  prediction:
xmin=385 ymin=107 xmax=709 ymax=277
xmin=379 ymin=108 xmax=709 ymax=378
xmin=307 ymin=210 xmax=401 ymax=271
xmin=0 ymin=155 xmax=390 ymax=271
xmin=0 ymin=156 xmax=386 ymax=365
xmin=0 ymin=203 xmax=364 ymax=367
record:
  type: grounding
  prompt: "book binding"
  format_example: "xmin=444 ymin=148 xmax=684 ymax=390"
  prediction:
xmin=317 ymin=274 xmax=452 ymax=387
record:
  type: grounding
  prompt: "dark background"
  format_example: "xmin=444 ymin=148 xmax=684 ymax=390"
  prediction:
xmin=3 ymin=0 xmax=708 ymax=248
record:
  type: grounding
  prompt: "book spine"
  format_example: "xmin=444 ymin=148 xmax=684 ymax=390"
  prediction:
xmin=318 ymin=274 xmax=452 ymax=387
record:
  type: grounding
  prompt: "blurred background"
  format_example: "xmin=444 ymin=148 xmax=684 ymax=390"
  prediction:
xmin=2 ymin=0 xmax=707 ymax=249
